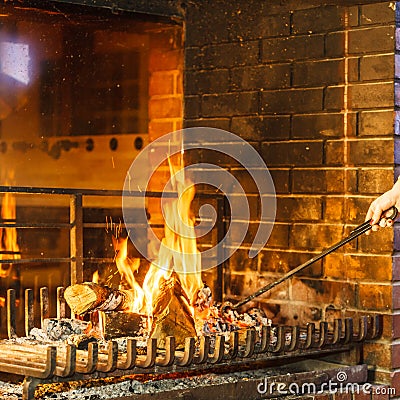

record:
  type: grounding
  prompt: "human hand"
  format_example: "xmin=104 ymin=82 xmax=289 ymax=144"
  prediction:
xmin=365 ymin=179 xmax=400 ymax=234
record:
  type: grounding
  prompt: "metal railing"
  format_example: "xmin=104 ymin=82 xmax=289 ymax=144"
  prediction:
xmin=0 ymin=185 xmax=227 ymax=298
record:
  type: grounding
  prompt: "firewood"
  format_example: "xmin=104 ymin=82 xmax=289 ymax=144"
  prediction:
xmin=66 ymin=333 xmax=98 ymax=350
xmin=99 ymin=311 xmax=147 ymax=340
xmin=64 ymin=282 xmax=135 ymax=315
xmin=150 ymin=272 xmax=197 ymax=348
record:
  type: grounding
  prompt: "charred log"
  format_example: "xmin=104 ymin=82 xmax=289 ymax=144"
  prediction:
xmin=64 ymin=282 xmax=136 ymax=315
xmin=150 ymin=272 xmax=197 ymax=348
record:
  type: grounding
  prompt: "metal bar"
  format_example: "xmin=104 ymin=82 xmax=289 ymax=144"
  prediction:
xmin=76 ymin=342 xmax=98 ymax=374
xmin=175 ymin=337 xmax=195 ymax=367
xmin=0 ymin=258 xmax=71 ymax=264
xmin=57 ymin=287 xmax=66 ymax=319
xmin=0 ymin=346 xmax=56 ymax=379
xmin=97 ymin=341 xmax=118 ymax=373
xmin=286 ymin=326 xmax=300 ymax=352
xmin=0 ymin=222 xmax=72 ymax=228
xmin=0 ymin=185 xmax=225 ymax=198
xmin=193 ymin=336 xmax=210 ymax=364
xmin=117 ymin=338 xmax=137 ymax=370
xmin=7 ymin=289 xmax=17 ymax=339
xmin=25 ymin=289 xmax=34 ymax=337
xmin=155 ymin=336 xmax=175 ymax=367
xmin=215 ymin=196 xmax=226 ymax=303
xmin=304 ymin=323 xmax=315 ymax=349
xmin=241 ymin=329 xmax=256 ymax=358
xmin=228 ymin=331 xmax=239 ymax=358
xmin=135 ymin=338 xmax=156 ymax=368
xmin=270 ymin=326 xmax=285 ymax=353
xmin=256 ymin=326 xmax=269 ymax=354
xmin=70 ymin=194 xmax=83 ymax=285
xmin=56 ymin=344 xmax=76 ymax=377
xmin=209 ymin=335 xmax=225 ymax=364
xmin=40 ymin=287 xmax=49 ymax=329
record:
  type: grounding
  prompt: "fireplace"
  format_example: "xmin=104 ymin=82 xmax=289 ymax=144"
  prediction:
xmin=0 ymin=0 xmax=399 ymax=399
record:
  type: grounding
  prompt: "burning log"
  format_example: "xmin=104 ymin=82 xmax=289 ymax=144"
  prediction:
xmin=100 ymin=311 xmax=147 ymax=340
xmin=150 ymin=272 xmax=197 ymax=348
xmin=64 ymin=282 xmax=136 ymax=315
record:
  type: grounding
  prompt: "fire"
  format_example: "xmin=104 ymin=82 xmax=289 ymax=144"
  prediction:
xmin=0 ymin=191 xmax=20 ymax=278
xmin=113 ymin=154 xmax=203 ymax=322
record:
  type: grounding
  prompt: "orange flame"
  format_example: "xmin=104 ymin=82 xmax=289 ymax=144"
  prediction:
xmin=0 ymin=191 xmax=20 ymax=278
xmin=113 ymin=154 xmax=203 ymax=322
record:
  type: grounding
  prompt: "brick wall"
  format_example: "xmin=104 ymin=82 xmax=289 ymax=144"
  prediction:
xmin=146 ymin=24 xmax=184 ymax=224
xmin=184 ymin=0 xmax=398 ymax=391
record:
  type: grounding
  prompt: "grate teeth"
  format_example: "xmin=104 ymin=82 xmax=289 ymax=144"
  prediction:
xmin=0 ymin=285 xmax=383 ymax=394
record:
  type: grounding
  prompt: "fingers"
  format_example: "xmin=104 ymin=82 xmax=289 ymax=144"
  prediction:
xmin=365 ymin=200 xmax=396 ymax=235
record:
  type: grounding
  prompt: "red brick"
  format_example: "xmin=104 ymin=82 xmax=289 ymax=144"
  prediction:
xmin=324 ymin=197 xmax=345 ymax=221
xmin=149 ymin=72 xmax=175 ymax=96
xmin=325 ymin=140 xmax=345 ymax=165
xmin=357 ymin=169 xmax=394 ymax=195
xmin=260 ymin=301 xmax=323 ymax=324
xmin=360 ymin=54 xmax=394 ymax=82
xmin=358 ymin=225 xmax=394 ymax=254
xmin=393 ymin=254 xmax=400 ymax=281
xmin=352 ymin=391 xmax=371 ymax=400
xmin=348 ymin=26 xmax=395 ymax=55
xmin=333 ymin=393 xmax=352 ymax=400
xmin=149 ymin=96 xmax=182 ymax=119
xmin=148 ymin=121 xmax=175 ymax=141
xmin=149 ymin=49 xmax=183 ymax=72
xmin=293 ymin=59 xmax=345 ymax=87
xmin=199 ymin=41 xmax=259 ymax=69
xmin=228 ymin=272 xmax=290 ymax=301
xmin=358 ymin=283 xmax=392 ymax=311
xmin=364 ymin=342 xmax=392 ymax=370
xmin=202 ymin=92 xmax=258 ymax=117
xmin=261 ymin=142 xmax=324 ymax=167
xmin=371 ymin=385 xmax=391 ymax=400
xmin=393 ymin=284 xmax=400 ymax=310
xmin=292 ymin=169 xmax=345 ymax=194
xmin=276 ymin=197 xmax=322 ymax=221
xmin=291 ymin=278 xmax=357 ymax=308
xmin=232 ymin=115 xmax=291 ymax=141
xmin=348 ymin=139 xmax=394 ymax=166
xmin=292 ymin=6 xmax=345 ymax=34
xmin=269 ymin=169 xmax=290 ymax=194
xmin=324 ymin=253 xmax=392 ymax=282
xmin=345 ymin=197 xmax=377 ymax=224
xmin=348 ymin=83 xmax=394 ymax=110
xmin=360 ymin=3 xmax=395 ymax=25
xmin=261 ymin=35 xmax=325 ymax=62
xmin=184 ymin=95 xmax=200 ymax=119
xmin=260 ymin=249 xmax=322 ymax=277
xmin=185 ymin=69 xmax=230 ymax=95
xmin=231 ymin=64 xmax=291 ymax=91
xmin=292 ymin=113 xmax=346 ymax=139
xmin=261 ymin=88 xmax=324 ymax=113
xmin=359 ymin=110 xmax=394 ymax=137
